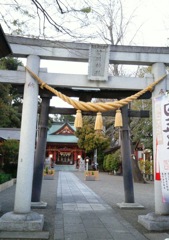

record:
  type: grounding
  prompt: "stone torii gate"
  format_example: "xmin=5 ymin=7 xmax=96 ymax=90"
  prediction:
xmin=0 ymin=35 xmax=169 ymax=231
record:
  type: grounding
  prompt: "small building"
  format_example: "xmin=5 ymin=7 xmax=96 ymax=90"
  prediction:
xmin=46 ymin=122 xmax=85 ymax=165
xmin=0 ymin=128 xmax=20 ymax=142
xmin=134 ymin=141 xmax=151 ymax=161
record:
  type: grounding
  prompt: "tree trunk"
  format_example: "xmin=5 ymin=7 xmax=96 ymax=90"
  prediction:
xmin=130 ymin=143 xmax=146 ymax=183
xmin=131 ymin=156 xmax=146 ymax=183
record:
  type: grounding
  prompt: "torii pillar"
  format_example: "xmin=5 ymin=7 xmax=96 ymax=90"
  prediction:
xmin=0 ymin=55 xmax=44 ymax=231
xmin=117 ymin=105 xmax=144 ymax=209
xmin=31 ymin=95 xmax=51 ymax=207
xmin=138 ymin=62 xmax=169 ymax=231
xmin=120 ymin=105 xmax=135 ymax=203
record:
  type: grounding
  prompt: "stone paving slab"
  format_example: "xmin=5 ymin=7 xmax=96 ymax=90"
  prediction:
xmin=54 ymin=172 xmax=148 ymax=240
xmin=74 ymin=171 xmax=169 ymax=240
xmin=0 ymin=231 xmax=49 ymax=239
xmin=144 ymin=232 xmax=169 ymax=240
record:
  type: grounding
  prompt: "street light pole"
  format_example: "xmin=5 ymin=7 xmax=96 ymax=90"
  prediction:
xmin=86 ymin=158 xmax=89 ymax=171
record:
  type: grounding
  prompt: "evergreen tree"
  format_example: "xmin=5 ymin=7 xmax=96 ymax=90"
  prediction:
xmin=75 ymin=117 xmax=110 ymax=168
xmin=0 ymin=57 xmax=23 ymax=127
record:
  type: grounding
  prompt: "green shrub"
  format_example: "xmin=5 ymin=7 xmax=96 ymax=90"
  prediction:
xmin=103 ymin=154 xmax=113 ymax=172
xmin=103 ymin=155 xmax=110 ymax=171
xmin=0 ymin=173 xmax=12 ymax=184
xmin=138 ymin=159 xmax=153 ymax=175
xmin=0 ymin=139 xmax=19 ymax=177
xmin=3 ymin=163 xmax=17 ymax=178
xmin=0 ymin=139 xmax=19 ymax=164
xmin=103 ymin=150 xmax=121 ymax=172
xmin=111 ymin=158 xmax=120 ymax=172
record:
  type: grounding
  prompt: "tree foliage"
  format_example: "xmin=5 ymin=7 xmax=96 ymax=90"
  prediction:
xmin=130 ymin=99 xmax=152 ymax=149
xmin=130 ymin=66 xmax=153 ymax=150
xmin=53 ymin=114 xmax=75 ymax=123
xmin=0 ymin=57 xmax=22 ymax=70
xmin=103 ymin=149 xmax=121 ymax=172
xmin=75 ymin=118 xmax=110 ymax=153
xmin=0 ymin=139 xmax=19 ymax=164
xmin=0 ymin=139 xmax=19 ymax=177
xmin=0 ymin=57 xmax=23 ymax=127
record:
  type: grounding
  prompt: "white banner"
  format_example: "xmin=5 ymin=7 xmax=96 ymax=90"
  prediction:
xmin=155 ymin=95 xmax=169 ymax=202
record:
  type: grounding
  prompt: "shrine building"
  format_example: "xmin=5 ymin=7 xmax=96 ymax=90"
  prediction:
xmin=46 ymin=121 xmax=85 ymax=165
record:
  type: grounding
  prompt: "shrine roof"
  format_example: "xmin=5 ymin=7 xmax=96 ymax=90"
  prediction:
xmin=47 ymin=135 xmax=78 ymax=143
xmin=0 ymin=128 xmax=20 ymax=140
xmin=47 ymin=122 xmax=78 ymax=143
xmin=47 ymin=122 xmax=75 ymax=135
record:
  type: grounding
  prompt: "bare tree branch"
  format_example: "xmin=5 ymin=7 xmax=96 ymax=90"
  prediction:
xmin=55 ymin=0 xmax=66 ymax=14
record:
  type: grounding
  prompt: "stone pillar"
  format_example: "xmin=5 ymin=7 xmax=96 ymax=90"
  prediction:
xmin=31 ymin=95 xmax=51 ymax=207
xmin=138 ymin=63 xmax=169 ymax=231
xmin=0 ymin=55 xmax=44 ymax=231
xmin=14 ymin=55 xmax=40 ymax=213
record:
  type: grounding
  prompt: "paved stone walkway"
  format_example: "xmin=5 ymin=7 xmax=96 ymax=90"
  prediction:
xmin=1 ymin=170 xmax=169 ymax=239
xmin=54 ymin=172 xmax=147 ymax=240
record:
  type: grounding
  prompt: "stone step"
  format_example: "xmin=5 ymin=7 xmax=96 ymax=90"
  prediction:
xmin=55 ymin=164 xmax=77 ymax=171
xmin=0 ymin=231 xmax=49 ymax=239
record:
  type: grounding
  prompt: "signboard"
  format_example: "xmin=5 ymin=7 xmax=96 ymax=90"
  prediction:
xmin=155 ymin=95 xmax=169 ymax=202
xmin=88 ymin=44 xmax=110 ymax=81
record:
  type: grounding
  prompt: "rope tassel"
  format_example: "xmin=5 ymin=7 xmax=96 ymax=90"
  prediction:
xmin=74 ymin=110 xmax=83 ymax=128
xmin=94 ymin=112 xmax=103 ymax=131
xmin=114 ymin=109 xmax=123 ymax=127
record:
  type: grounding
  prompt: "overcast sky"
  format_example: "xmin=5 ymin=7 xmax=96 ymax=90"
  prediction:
xmin=125 ymin=0 xmax=169 ymax=47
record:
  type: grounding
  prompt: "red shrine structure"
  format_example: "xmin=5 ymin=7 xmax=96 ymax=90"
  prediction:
xmin=46 ymin=122 xmax=85 ymax=165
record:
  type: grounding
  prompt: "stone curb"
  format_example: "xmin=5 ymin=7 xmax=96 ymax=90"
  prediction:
xmin=0 ymin=179 xmax=15 ymax=192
